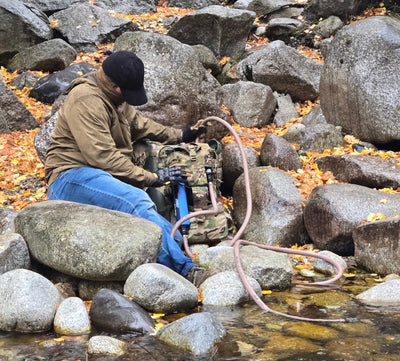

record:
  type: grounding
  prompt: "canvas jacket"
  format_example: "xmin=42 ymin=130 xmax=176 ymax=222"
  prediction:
xmin=45 ymin=75 xmax=182 ymax=187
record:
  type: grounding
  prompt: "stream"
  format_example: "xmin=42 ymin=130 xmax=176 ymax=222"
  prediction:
xmin=1 ymin=266 xmax=399 ymax=361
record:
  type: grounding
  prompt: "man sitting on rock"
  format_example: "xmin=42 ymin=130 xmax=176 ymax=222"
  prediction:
xmin=45 ymin=50 xmax=209 ymax=287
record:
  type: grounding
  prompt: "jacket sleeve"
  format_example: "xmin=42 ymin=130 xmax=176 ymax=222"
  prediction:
xmin=128 ymin=106 xmax=183 ymax=144
xmin=65 ymin=94 xmax=157 ymax=188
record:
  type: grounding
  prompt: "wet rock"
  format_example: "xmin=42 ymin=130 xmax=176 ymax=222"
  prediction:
xmin=316 ymin=155 xmax=400 ymax=189
xmin=0 ymin=269 xmax=61 ymax=332
xmin=29 ymin=62 xmax=97 ymax=104
xmin=199 ymin=271 xmax=261 ymax=306
xmin=7 ymin=39 xmax=77 ymax=73
xmin=237 ymin=40 xmax=323 ymax=101
xmin=123 ymin=263 xmax=198 ymax=314
xmin=54 ymin=297 xmax=91 ymax=335
xmin=306 ymin=290 xmax=354 ymax=308
xmin=312 ymin=250 xmax=347 ymax=276
xmin=157 ymin=312 xmax=225 ymax=355
xmin=304 ymin=184 xmax=400 ymax=256
xmin=260 ymin=133 xmax=302 ymax=171
xmin=221 ymin=81 xmax=276 ymax=127
xmin=332 ymin=322 xmax=378 ymax=337
xmin=0 ymin=0 xmax=53 ymax=66
xmin=320 ymin=16 xmax=400 ymax=144
xmin=0 ymin=207 xmax=18 ymax=234
xmin=264 ymin=333 xmax=320 ymax=352
xmin=325 ymin=337 xmax=380 ymax=361
xmin=168 ymin=6 xmax=256 ymax=57
xmin=78 ymin=279 xmax=123 ymax=301
xmin=0 ymin=76 xmax=39 ymax=133
xmin=197 ymin=244 xmax=293 ymax=290
xmin=273 ymin=92 xmax=298 ymax=127
xmin=0 ymin=233 xmax=31 ymax=275
xmin=283 ymin=321 xmax=340 ymax=341
xmin=356 ymin=279 xmax=400 ymax=307
xmin=87 ymin=335 xmax=127 ymax=356
xmin=49 ymin=4 xmax=137 ymax=52
xmin=14 ymin=201 xmax=162 ymax=281
xmin=233 ymin=167 xmax=308 ymax=247
xmin=89 ymin=289 xmax=155 ymax=334
xmin=221 ymin=143 xmax=260 ymax=194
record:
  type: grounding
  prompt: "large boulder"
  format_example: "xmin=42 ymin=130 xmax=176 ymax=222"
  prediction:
xmin=22 ymin=0 xmax=74 ymax=14
xmin=94 ymin=0 xmax=157 ymax=14
xmin=303 ymin=0 xmax=366 ymax=20
xmin=14 ymin=201 xmax=163 ymax=281
xmin=168 ymin=5 xmax=256 ymax=57
xmin=233 ymin=167 xmax=308 ymax=247
xmin=112 ymin=31 xmax=227 ymax=135
xmin=319 ymin=16 xmax=400 ymax=145
xmin=304 ymin=183 xmax=400 ymax=256
xmin=233 ymin=0 xmax=294 ymax=16
xmin=0 ymin=0 xmax=53 ymax=65
xmin=237 ymin=40 xmax=323 ymax=101
xmin=0 ymin=75 xmax=39 ymax=133
xmin=167 ymin=0 xmax=220 ymax=9
xmin=49 ymin=3 xmax=138 ymax=52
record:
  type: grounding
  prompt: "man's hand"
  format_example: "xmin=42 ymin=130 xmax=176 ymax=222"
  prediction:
xmin=153 ymin=166 xmax=189 ymax=187
xmin=182 ymin=120 xmax=207 ymax=143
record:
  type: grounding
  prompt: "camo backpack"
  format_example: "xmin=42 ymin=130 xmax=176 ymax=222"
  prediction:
xmin=136 ymin=140 xmax=231 ymax=244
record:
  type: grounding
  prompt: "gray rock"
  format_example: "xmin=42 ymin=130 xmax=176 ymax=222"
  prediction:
xmin=22 ymin=0 xmax=75 ymax=13
xmin=54 ymin=297 xmax=91 ymax=335
xmin=198 ymin=244 xmax=293 ymax=290
xmin=0 ymin=269 xmax=61 ymax=332
xmin=304 ymin=184 xmax=400 ymax=256
xmin=273 ymin=92 xmax=298 ymax=127
xmin=264 ymin=17 xmax=303 ymax=43
xmin=89 ymin=289 xmax=155 ymax=334
xmin=78 ymin=279 xmax=123 ymax=300
xmin=168 ymin=6 xmax=256 ymax=57
xmin=0 ymin=207 xmax=18 ymax=234
xmin=0 ymin=76 xmax=39 ymax=133
xmin=315 ymin=155 xmax=400 ymax=189
xmin=7 ymin=38 xmax=77 ymax=73
xmin=314 ymin=16 xmax=344 ymax=39
xmin=222 ymin=143 xmax=260 ymax=193
xmin=11 ymin=72 xmax=40 ymax=90
xmin=237 ymin=40 xmax=323 ymax=101
xmin=191 ymin=44 xmax=221 ymax=76
xmin=260 ymin=133 xmax=302 ymax=171
xmin=301 ymin=105 xmax=327 ymax=127
xmin=124 ymin=263 xmax=198 ymax=314
xmin=34 ymin=111 xmax=58 ymax=163
xmin=355 ymin=279 xmax=400 ymax=307
xmin=233 ymin=0 xmax=294 ymax=16
xmin=320 ymin=16 xmax=400 ymax=144
xmin=113 ymin=31 xmax=228 ymax=138
xmin=303 ymin=0 xmax=365 ymax=20
xmin=14 ymin=201 xmax=162 ymax=281
xmin=312 ymin=250 xmax=347 ymax=276
xmin=233 ymin=167 xmax=308 ymax=247
xmin=0 ymin=233 xmax=31 ymax=275
xmin=0 ymin=0 xmax=53 ymax=66
xmin=353 ymin=217 xmax=400 ymax=276
xmin=200 ymin=271 xmax=261 ymax=306
xmin=221 ymin=81 xmax=276 ymax=127
xmin=49 ymin=4 xmax=137 ymax=52
xmin=94 ymin=0 xmax=156 ymax=14
xmin=168 ymin=0 xmax=220 ymax=9
xmin=157 ymin=312 xmax=225 ymax=355
xmin=87 ymin=335 xmax=127 ymax=355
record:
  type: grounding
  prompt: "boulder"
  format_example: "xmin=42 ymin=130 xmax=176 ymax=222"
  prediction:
xmin=168 ymin=0 xmax=220 ymax=9
xmin=168 ymin=5 xmax=256 ymax=57
xmin=11 ymin=72 xmax=40 ymax=90
xmin=237 ymin=40 xmax=323 ymax=101
xmin=0 ymin=0 xmax=52 ymax=65
xmin=94 ymin=0 xmax=156 ymax=14
xmin=303 ymin=0 xmax=366 ymax=20
xmin=34 ymin=111 xmax=58 ymax=163
xmin=233 ymin=0 xmax=294 ymax=16
xmin=355 ymin=279 xmax=400 ymax=307
xmin=22 ymin=0 xmax=74 ymax=14
xmin=233 ymin=167 xmax=308 ymax=247
xmin=221 ymin=81 xmax=276 ymax=127
xmin=273 ymin=92 xmax=298 ymax=127
xmin=49 ymin=3 xmax=138 ymax=52
xmin=53 ymin=297 xmax=91 ymax=335
xmin=264 ymin=17 xmax=303 ymax=43
xmin=0 ymin=233 xmax=31 ymax=275
xmin=112 ymin=31 xmax=227 ymax=137
xmin=87 ymin=335 xmax=127 ymax=356
xmin=78 ymin=279 xmax=123 ymax=301
xmin=0 ymin=207 xmax=18 ymax=234
xmin=7 ymin=38 xmax=77 ymax=73
xmin=315 ymin=155 xmax=400 ymax=190
xmin=0 ymin=76 xmax=39 ymax=133
xmin=320 ymin=16 xmax=400 ymax=144
xmin=304 ymin=183 xmax=400 ymax=256
xmin=191 ymin=44 xmax=221 ymax=76
xmin=14 ymin=201 xmax=162 ymax=281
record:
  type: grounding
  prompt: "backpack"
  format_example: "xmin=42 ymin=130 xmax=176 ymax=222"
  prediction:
xmin=135 ymin=140 xmax=231 ymax=244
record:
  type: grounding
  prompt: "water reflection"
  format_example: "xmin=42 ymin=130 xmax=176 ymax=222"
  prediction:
xmin=1 ymin=268 xmax=400 ymax=361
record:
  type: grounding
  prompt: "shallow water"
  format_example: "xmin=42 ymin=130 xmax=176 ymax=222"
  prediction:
xmin=1 ymin=268 xmax=400 ymax=361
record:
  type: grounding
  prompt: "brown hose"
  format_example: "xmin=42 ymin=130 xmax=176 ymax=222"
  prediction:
xmin=170 ymin=116 xmax=346 ymax=322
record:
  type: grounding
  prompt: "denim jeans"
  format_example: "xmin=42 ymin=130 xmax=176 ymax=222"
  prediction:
xmin=47 ymin=167 xmax=195 ymax=277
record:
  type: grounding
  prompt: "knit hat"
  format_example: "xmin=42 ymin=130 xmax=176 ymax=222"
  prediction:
xmin=102 ymin=51 xmax=148 ymax=106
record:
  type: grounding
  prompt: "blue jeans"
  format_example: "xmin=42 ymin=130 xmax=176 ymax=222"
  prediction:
xmin=47 ymin=167 xmax=195 ymax=277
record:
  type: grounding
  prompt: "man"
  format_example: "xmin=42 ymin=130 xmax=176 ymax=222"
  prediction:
xmin=45 ymin=50 xmax=209 ymax=286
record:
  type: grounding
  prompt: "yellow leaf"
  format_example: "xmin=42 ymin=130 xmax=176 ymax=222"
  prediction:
xmin=380 ymin=199 xmax=387 ymax=204
xmin=262 ymin=290 xmax=272 ymax=295
xmin=12 ymin=159 xmax=18 ymax=165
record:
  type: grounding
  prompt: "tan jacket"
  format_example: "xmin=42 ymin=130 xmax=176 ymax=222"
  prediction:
xmin=45 ymin=76 xmax=182 ymax=187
